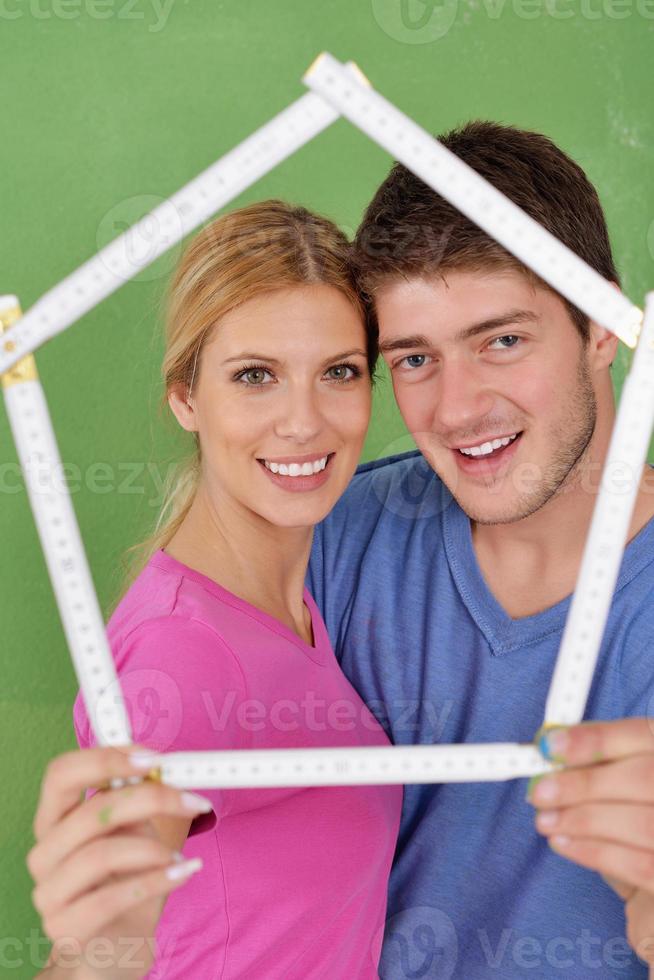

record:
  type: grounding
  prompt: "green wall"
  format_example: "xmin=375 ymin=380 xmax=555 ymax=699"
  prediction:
xmin=1 ymin=1 xmax=652 ymax=973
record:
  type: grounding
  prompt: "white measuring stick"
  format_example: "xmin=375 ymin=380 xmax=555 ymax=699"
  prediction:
xmin=0 ymin=296 xmax=131 ymax=745
xmin=303 ymin=53 xmax=643 ymax=350
xmin=0 ymin=84 xmax=348 ymax=376
xmin=155 ymin=742 xmax=555 ymax=790
xmin=544 ymin=292 xmax=654 ymax=726
xmin=0 ymin=67 xmax=359 ymax=747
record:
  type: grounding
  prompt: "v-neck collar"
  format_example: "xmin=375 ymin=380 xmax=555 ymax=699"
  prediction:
xmin=442 ymin=475 xmax=654 ymax=656
xmin=150 ymin=549 xmax=330 ymax=666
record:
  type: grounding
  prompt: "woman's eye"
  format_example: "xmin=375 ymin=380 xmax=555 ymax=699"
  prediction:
xmin=488 ymin=335 xmax=521 ymax=350
xmin=239 ymin=367 xmax=273 ymax=386
xmin=325 ymin=364 xmax=359 ymax=382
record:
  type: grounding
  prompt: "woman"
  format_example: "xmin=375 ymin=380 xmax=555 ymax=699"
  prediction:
xmin=27 ymin=200 xmax=402 ymax=979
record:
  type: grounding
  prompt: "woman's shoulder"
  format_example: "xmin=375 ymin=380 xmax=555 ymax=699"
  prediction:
xmin=108 ymin=548 xmax=234 ymax=642
xmin=107 ymin=548 xmax=184 ymax=647
xmin=74 ymin=550 xmax=249 ymax=751
xmin=103 ymin=551 xmax=250 ymax=692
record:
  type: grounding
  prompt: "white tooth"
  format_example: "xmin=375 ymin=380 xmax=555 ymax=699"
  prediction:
xmin=288 ymin=463 xmax=302 ymax=477
xmin=312 ymin=458 xmax=324 ymax=474
xmin=278 ymin=463 xmax=290 ymax=476
xmin=269 ymin=462 xmax=280 ymax=473
xmin=301 ymin=462 xmax=314 ymax=476
xmin=460 ymin=433 xmax=518 ymax=457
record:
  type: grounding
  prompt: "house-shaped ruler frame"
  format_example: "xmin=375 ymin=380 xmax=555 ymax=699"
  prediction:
xmin=2 ymin=53 xmax=654 ymax=792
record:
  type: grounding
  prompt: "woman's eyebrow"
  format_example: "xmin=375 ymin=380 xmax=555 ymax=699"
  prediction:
xmin=221 ymin=348 xmax=368 ymax=366
xmin=222 ymin=352 xmax=281 ymax=365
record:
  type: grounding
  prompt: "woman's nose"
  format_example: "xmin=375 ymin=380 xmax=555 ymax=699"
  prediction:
xmin=273 ymin=385 xmax=325 ymax=444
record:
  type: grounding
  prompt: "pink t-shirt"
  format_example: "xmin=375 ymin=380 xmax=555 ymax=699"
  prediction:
xmin=73 ymin=548 xmax=402 ymax=979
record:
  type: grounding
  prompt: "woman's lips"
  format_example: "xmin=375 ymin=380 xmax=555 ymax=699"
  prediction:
xmin=257 ymin=453 xmax=335 ymax=493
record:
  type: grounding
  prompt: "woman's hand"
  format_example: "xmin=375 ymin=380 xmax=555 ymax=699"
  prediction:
xmin=27 ymin=744 xmax=213 ymax=979
xmin=529 ymin=718 xmax=654 ymax=973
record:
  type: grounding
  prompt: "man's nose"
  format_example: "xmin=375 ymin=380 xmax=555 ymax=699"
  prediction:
xmin=273 ymin=383 xmax=325 ymax=444
xmin=432 ymin=360 xmax=494 ymax=435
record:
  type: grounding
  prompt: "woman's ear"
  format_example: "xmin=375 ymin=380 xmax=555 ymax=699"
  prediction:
xmin=167 ymin=383 xmax=198 ymax=433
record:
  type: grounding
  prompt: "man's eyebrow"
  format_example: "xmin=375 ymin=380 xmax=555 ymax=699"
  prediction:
xmin=222 ymin=349 xmax=368 ymax=366
xmin=379 ymin=310 xmax=539 ymax=354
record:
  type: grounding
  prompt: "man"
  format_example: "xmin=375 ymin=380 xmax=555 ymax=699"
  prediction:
xmin=307 ymin=120 xmax=654 ymax=978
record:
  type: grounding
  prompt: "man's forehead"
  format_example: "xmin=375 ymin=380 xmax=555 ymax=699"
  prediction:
xmin=374 ymin=267 xmax=538 ymax=308
xmin=375 ymin=270 xmax=548 ymax=350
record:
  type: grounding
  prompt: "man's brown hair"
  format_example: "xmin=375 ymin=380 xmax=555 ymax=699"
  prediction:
xmin=352 ymin=120 xmax=620 ymax=344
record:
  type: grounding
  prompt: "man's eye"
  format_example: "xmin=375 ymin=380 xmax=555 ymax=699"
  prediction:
xmin=400 ymin=354 xmax=428 ymax=369
xmin=488 ymin=335 xmax=521 ymax=350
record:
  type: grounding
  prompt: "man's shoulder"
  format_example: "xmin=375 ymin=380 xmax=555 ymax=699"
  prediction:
xmin=353 ymin=448 xmax=425 ymax=478
xmin=323 ymin=448 xmax=452 ymax=530
xmin=354 ymin=447 xmax=451 ymax=498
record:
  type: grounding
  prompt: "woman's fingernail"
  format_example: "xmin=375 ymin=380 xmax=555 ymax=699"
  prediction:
xmin=538 ymin=726 xmax=569 ymax=763
xmin=550 ymin=835 xmax=571 ymax=849
xmin=166 ymin=857 xmax=203 ymax=881
xmin=536 ymin=809 xmax=560 ymax=832
xmin=129 ymin=752 xmax=161 ymax=769
xmin=181 ymin=791 xmax=213 ymax=813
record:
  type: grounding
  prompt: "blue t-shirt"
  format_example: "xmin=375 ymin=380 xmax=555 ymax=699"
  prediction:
xmin=307 ymin=450 xmax=654 ymax=979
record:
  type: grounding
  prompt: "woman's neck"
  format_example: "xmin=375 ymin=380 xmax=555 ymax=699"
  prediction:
xmin=164 ymin=484 xmax=315 ymax=641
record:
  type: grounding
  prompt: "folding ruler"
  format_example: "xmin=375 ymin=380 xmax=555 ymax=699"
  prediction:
xmin=3 ymin=53 xmax=652 ymax=791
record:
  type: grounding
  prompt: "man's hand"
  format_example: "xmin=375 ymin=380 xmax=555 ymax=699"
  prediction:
xmin=528 ymin=718 xmax=654 ymax=972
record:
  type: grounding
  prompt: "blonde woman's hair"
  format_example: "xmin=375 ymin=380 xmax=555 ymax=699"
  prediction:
xmin=108 ymin=199 xmax=376 ymax=617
